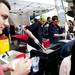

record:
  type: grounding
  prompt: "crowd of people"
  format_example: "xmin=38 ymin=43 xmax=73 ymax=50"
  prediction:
xmin=0 ymin=0 xmax=75 ymax=75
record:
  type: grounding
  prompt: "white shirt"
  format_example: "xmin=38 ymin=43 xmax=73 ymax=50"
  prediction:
xmin=59 ymin=56 xmax=71 ymax=75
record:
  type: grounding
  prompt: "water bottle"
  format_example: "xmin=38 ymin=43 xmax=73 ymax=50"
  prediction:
xmin=31 ymin=56 xmax=40 ymax=72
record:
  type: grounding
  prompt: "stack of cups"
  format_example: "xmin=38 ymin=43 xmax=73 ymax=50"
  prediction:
xmin=31 ymin=56 xmax=40 ymax=72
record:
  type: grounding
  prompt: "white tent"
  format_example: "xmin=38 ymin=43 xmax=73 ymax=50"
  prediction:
xmin=41 ymin=9 xmax=74 ymax=21
xmin=8 ymin=0 xmax=68 ymax=16
xmin=8 ymin=0 xmax=54 ymax=15
xmin=7 ymin=0 xmax=70 ymax=25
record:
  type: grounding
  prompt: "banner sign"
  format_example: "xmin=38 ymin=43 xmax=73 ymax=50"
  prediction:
xmin=55 ymin=0 xmax=66 ymax=27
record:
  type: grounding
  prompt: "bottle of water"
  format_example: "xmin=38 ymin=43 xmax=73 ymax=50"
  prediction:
xmin=31 ymin=56 xmax=40 ymax=72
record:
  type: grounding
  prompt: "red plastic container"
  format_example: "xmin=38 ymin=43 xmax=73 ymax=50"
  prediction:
xmin=16 ymin=53 xmax=26 ymax=59
xmin=42 ymin=39 xmax=51 ymax=48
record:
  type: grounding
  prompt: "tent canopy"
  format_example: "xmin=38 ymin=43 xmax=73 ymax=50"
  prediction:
xmin=8 ymin=0 xmax=68 ymax=16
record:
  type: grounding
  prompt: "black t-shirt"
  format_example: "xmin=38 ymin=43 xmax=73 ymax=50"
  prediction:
xmin=48 ymin=22 xmax=64 ymax=43
xmin=26 ymin=22 xmax=43 ymax=43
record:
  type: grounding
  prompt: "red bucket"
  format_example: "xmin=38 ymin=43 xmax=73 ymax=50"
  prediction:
xmin=16 ymin=53 xmax=26 ymax=59
xmin=42 ymin=39 xmax=51 ymax=48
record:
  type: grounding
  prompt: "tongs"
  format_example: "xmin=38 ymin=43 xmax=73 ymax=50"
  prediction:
xmin=37 ymin=42 xmax=47 ymax=52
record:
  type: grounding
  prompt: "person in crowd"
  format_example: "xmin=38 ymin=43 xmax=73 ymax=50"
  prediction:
xmin=48 ymin=15 xmax=65 ymax=44
xmin=43 ymin=17 xmax=51 ymax=38
xmin=0 ymin=0 xmax=31 ymax=75
xmin=59 ymin=55 xmax=71 ymax=75
xmin=45 ymin=17 xmax=51 ymax=24
xmin=60 ymin=40 xmax=75 ymax=58
xmin=59 ymin=40 xmax=75 ymax=75
xmin=68 ymin=20 xmax=74 ymax=33
xmin=24 ymin=18 xmax=43 ymax=51
xmin=23 ymin=18 xmax=45 ymax=75
xmin=60 ymin=20 xmax=75 ymax=58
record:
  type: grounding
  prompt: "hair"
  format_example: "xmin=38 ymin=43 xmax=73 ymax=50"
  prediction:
xmin=47 ymin=17 xmax=51 ymax=21
xmin=52 ymin=15 xmax=58 ymax=21
xmin=0 ymin=0 xmax=11 ymax=10
xmin=68 ymin=20 xmax=72 ymax=23
xmin=34 ymin=18 xmax=38 ymax=22
xmin=68 ymin=20 xmax=74 ymax=26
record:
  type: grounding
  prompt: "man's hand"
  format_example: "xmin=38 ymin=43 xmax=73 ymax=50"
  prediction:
xmin=1 ymin=63 xmax=14 ymax=72
xmin=54 ymin=33 xmax=65 ymax=37
xmin=11 ymin=58 xmax=31 ymax=75
xmin=34 ymin=39 xmax=40 ymax=45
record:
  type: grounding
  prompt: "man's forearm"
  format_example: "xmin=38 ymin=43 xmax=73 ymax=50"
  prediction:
xmin=25 ymin=29 xmax=36 ymax=41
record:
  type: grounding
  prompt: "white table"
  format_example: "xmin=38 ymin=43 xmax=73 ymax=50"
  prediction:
xmin=0 ymin=50 xmax=23 ymax=64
